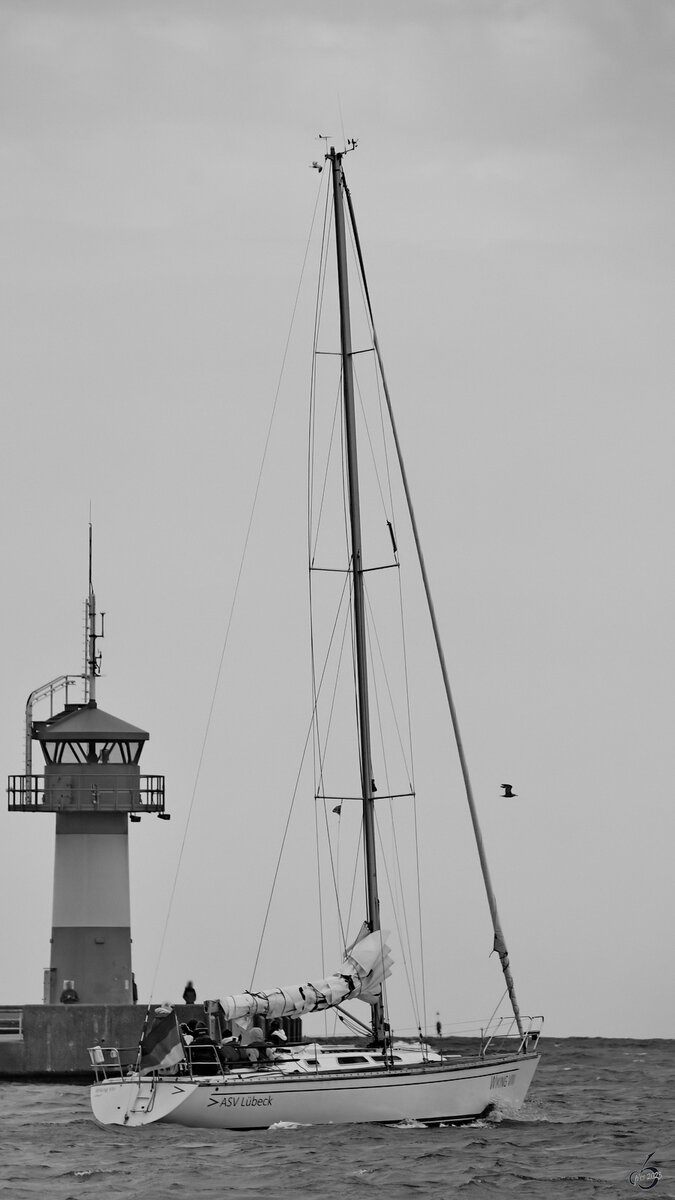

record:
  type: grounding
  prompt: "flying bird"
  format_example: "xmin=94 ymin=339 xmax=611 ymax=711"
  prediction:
xmin=501 ymin=784 xmax=517 ymax=798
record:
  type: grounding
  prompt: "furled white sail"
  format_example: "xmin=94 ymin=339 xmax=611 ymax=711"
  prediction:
xmin=217 ymin=930 xmax=393 ymax=1024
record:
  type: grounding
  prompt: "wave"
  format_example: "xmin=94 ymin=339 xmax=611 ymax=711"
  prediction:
xmin=268 ymin=1120 xmax=312 ymax=1130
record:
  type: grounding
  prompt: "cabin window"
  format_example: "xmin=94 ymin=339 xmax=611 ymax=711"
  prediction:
xmin=336 ymin=1055 xmax=369 ymax=1065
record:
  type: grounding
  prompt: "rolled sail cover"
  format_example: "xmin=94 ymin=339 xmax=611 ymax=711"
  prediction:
xmin=218 ymin=930 xmax=393 ymax=1024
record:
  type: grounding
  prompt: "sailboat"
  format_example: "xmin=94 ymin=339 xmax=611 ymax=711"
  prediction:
xmin=90 ymin=145 xmax=541 ymax=1130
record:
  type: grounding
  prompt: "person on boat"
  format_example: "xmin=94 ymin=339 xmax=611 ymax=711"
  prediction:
xmin=218 ymin=1029 xmax=247 ymax=1065
xmin=182 ymin=980 xmax=197 ymax=1004
xmin=241 ymin=1026 xmax=277 ymax=1064
xmin=188 ymin=1022 xmax=223 ymax=1074
xmin=59 ymin=981 xmax=79 ymax=1003
xmin=268 ymin=1018 xmax=288 ymax=1046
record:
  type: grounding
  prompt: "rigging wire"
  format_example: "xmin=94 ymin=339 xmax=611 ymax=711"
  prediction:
xmin=248 ymin=708 xmax=317 ymax=988
xmin=362 ymin=584 xmax=413 ymax=788
xmin=341 ymin=808 xmax=365 ymax=958
xmin=309 ymin=380 xmax=344 ymax=567
xmin=311 ymin=579 xmax=354 ymax=952
xmin=313 ymin=781 xmax=327 ymax=1031
xmin=248 ymin=563 xmax=352 ymax=985
xmin=145 ymin=172 xmax=325 ymax=1004
xmin=342 ymin=178 xmax=429 ymax=1035
xmin=341 ymin=184 xmax=429 ymax=1032
xmin=308 ymin=215 xmax=369 ymax=973
xmin=343 ymin=165 xmax=524 ymax=1040
xmin=363 ymin=585 xmax=423 ymax=1028
xmin=308 ymin=175 xmax=334 ymax=564
xmin=346 ymin=204 xmax=429 ymax=1034
xmin=307 ymin=171 xmax=334 ymax=1007
xmin=307 ymin=172 xmax=355 ymax=978
xmin=313 ymin=581 xmax=353 ymax=805
xmin=346 ymin=198 xmax=399 ymax=532
xmin=369 ymin=759 xmax=421 ymax=1031
xmin=308 ymin=162 xmax=428 ymax=1036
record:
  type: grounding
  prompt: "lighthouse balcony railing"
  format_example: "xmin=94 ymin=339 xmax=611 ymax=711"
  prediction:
xmin=7 ymin=774 xmax=166 ymax=813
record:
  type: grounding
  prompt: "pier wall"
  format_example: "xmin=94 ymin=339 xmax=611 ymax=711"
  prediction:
xmin=0 ymin=1004 xmax=201 ymax=1080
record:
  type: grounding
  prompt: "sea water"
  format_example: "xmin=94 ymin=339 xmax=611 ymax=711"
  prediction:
xmin=0 ymin=1039 xmax=673 ymax=1199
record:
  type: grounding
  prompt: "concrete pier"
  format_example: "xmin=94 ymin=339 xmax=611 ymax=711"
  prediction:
xmin=0 ymin=1004 xmax=201 ymax=1080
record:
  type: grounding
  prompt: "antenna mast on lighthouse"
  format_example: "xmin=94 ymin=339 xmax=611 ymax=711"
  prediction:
xmin=85 ymin=523 xmax=104 ymax=704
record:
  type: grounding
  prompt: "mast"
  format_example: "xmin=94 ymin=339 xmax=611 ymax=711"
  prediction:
xmin=329 ymin=147 xmax=385 ymax=1045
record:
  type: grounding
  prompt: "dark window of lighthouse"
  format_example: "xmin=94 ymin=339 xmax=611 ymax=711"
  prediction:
xmin=40 ymin=739 xmax=143 ymax=764
xmin=98 ymin=741 xmax=144 ymax=763
xmin=55 ymin=742 xmax=89 ymax=764
xmin=47 ymin=741 xmax=87 ymax=764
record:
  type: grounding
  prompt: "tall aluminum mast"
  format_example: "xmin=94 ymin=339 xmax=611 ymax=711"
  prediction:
xmin=329 ymin=147 xmax=385 ymax=1045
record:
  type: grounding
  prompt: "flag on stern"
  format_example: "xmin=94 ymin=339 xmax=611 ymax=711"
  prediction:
xmin=139 ymin=1010 xmax=185 ymax=1073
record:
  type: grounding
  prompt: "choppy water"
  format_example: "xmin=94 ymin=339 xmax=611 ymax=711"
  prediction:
xmin=0 ymin=1039 xmax=673 ymax=1199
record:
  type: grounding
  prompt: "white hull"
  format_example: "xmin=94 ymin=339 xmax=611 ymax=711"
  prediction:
xmin=91 ymin=1053 xmax=539 ymax=1130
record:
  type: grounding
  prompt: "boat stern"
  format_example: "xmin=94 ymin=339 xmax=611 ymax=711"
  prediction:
xmin=91 ymin=1077 xmax=198 ymax=1127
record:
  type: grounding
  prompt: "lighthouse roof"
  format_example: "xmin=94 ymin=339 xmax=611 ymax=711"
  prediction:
xmin=33 ymin=701 xmax=149 ymax=742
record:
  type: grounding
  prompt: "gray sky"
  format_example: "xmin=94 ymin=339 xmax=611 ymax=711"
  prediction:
xmin=1 ymin=0 xmax=674 ymax=1039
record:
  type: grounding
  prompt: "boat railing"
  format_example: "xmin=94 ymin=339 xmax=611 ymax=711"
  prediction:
xmin=88 ymin=1045 xmax=139 ymax=1081
xmin=89 ymin=1042 xmax=260 ymax=1083
xmin=480 ymin=1014 xmax=544 ymax=1057
xmin=185 ymin=1044 xmax=228 ymax=1075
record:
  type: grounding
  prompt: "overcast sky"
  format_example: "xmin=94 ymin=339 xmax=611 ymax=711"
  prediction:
xmin=1 ymin=0 xmax=674 ymax=1040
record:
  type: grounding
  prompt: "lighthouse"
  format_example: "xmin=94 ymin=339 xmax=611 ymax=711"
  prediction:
xmin=7 ymin=531 xmax=167 ymax=1005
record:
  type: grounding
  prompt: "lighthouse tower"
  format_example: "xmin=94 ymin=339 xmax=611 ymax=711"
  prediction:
xmin=7 ymin=532 xmax=167 ymax=1004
